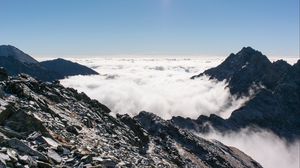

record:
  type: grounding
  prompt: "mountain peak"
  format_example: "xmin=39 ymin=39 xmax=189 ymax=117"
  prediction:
xmin=0 ymin=45 xmax=39 ymax=64
xmin=233 ymin=47 xmax=268 ymax=64
xmin=191 ymin=47 xmax=290 ymax=95
xmin=237 ymin=46 xmax=261 ymax=55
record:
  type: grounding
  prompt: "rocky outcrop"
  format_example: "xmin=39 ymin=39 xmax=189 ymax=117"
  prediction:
xmin=0 ymin=72 xmax=262 ymax=167
xmin=177 ymin=48 xmax=300 ymax=141
xmin=135 ymin=111 xmax=261 ymax=168
xmin=0 ymin=45 xmax=98 ymax=81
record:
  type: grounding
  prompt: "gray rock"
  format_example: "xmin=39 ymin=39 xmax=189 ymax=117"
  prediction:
xmin=101 ymin=158 xmax=117 ymax=167
xmin=36 ymin=161 xmax=52 ymax=168
xmin=0 ymin=152 xmax=10 ymax=162
xmin=41 ymin=136 xmax=59 ymax=148
xmin=83 ymin=118 xmax=93 ymax=128
xmin=0 ymin=160 xmax=5 ymax=168
xmin=6 ymin=148 xmax=18 ymax=161
xmin=18 ymin=155 xmax=37 ymax=167
xmin=47 ymin=149 xmax=62 ymax=164
xmin=6 ymin=138 xmax=48 ymax=162
xmin=81 ymin=155 xmax=93 ymax=163
xmin=66 ymin=125 xmax=80 ymax=135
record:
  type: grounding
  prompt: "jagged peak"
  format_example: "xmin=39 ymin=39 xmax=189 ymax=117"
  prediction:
xmin=234 ymin=47 xmax=269 ymax=63
xmin=294 ymin=59 xmax=300 ymax=67
xmin=217 ymin=47 xmax=271 ymax=71
xmin=237 ymin=46 xmax=262 ymax=55
xmin=135 ymin=111 xmax=165 ymax=123
xmin=272 ymin=59 xmax=292 ymax=70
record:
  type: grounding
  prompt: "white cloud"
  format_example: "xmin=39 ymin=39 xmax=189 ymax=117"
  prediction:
xmin=59 ymin=56 xmax=299 ymax=168
xmin=60 ymin=57 xmax=248 ymax=119
xmin=199 ymin=128 xmax=300 ymax=168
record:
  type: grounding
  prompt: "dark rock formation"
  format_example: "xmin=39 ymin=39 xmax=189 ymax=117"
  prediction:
xmin=0 ymin=54 xmax=62 ymax=81
xmin=0 ymin=45 xmax=39 ymax=64
xmin=192 ymin=47 xmax=292 ymax=95
xmin=176 ymin=48 xmax=300 ymax=141
xmin=0 ymin=45 xmax=98 ymax=81
xmin=40 ymin=58 xmax=98 ymax=77
xmin=0 ymin=72 xmax=262 ymax=167
xmin=0 ymin=68 xmax=8 ymax=81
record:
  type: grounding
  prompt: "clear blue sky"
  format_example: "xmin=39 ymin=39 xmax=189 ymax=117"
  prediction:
xmin=0 ymin=0 xmax=299 ymax=57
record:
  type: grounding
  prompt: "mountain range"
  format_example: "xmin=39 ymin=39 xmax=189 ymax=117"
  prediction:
xmin=0 ymin=45 xmax=98 ymax=81
xmin=174 ymin=47 xmax=300 ymax=141
xmin=0 ymin=45 xmax=298 ymax=167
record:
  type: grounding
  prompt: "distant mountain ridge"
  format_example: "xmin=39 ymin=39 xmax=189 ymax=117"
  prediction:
xmin=175 ymin=47 xmax=300 ymax=141
xmin=0 ymin=45 xmax=39 ymax=64
xmin=40 ymin=58 xmax=98 ymax=77
xmin=0 ymin=45 xmax=98 ymax=81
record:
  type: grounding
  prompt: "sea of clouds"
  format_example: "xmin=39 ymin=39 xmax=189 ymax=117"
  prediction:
xmin=60 ymin=57 xmax=250 ymax=119
xmin=55 ymin=56 xmax=299 ymax=168
xmin=199 ymin=128 xmax=300 ymax=168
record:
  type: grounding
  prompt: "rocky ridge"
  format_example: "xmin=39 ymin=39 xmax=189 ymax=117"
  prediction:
xmin=191 ymin=47 xmax=292 ymax=95
xmin=0 ymin=70 xmax=261 ymax=167
xmin=176 ymin=47 xmax=300 ymax=141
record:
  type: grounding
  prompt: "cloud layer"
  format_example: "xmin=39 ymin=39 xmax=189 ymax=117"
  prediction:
xmin=60 ymin=57 xmax=248 ymax=119
xmin=59 ymin=56 xmax=299 ymax=168
xmin=199 ymin=128 xmax=300 ymax=168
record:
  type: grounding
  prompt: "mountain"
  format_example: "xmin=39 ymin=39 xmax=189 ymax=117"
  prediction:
xmin=0 ymin=45 xmax=39 ymax=64
xmin=174 ymin=47 xmax=300 ymax=141
xmin=40 ymin=58 xmax=98 ymax=77
xmin=0 ymin=55 xmax=62 ymax=81
xmin=0 ymin=45 xmax=98 ymax=81
xmin=0 ymin=70 xmax=261 ymax=167
xmin=191 ymin=47 xmax=292 ymax=95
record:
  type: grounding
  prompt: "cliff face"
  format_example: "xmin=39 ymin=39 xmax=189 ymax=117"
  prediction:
xmin=176 ymin=48 xmax=300 ymax=141
xmin=0 ymin=71 xmax=261 ymax=167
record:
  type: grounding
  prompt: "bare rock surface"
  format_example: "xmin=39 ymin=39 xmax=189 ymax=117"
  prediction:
xmin=0 ymin=72 xmax=262 ymax=167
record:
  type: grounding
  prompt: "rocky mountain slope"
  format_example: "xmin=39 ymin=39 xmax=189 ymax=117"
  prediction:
xmin=175 ymin=47 xmax=300 ymax=141
xmin=0 ymin=70 xmax=261 ymax=167
xmin=0 ymin=45 xmax=98 ymax=81
xmin=191 ymin=47 xmax=292 ymax=95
